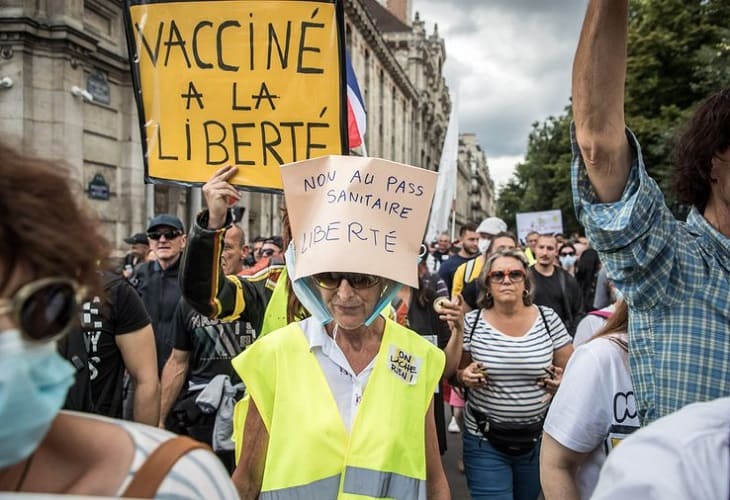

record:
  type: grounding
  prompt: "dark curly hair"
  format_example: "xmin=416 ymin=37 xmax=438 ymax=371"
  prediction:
xmin=0 ymin=142 xmax=109 ymax=294
xmin=672 ymin=87 xmax=730 ymax=211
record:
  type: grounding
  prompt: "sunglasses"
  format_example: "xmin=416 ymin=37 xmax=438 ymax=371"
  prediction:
xmin=313 ymin=272 xmax=381 ymax=290
xmin=0 ymin=277 xmax=83 ymax=343
xmin=487 ymin=269 xmax=526 ymax=284
xmin=560 ymin=252 xmax=576 ymax=257
xmin=260 ymin=248 xmax=276 ymax=257
xmin=147 ymin=229 xmax=183 ymax=240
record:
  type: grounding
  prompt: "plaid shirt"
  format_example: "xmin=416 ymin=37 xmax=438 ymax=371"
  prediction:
xmin=571 ymin=124 xmax=730 ymax=424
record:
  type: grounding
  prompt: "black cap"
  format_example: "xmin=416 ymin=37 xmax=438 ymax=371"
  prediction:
xmin=124 ymin=232 xmax=148 ymax=245
xmin=147 ymin=214 xmax=184 ymax=232
xmin=264 ymin=236 xmax=284 ymax=250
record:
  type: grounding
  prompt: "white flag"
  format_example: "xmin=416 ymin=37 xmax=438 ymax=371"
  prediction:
xmin=426 ymin=95 xmax=459 ymax=243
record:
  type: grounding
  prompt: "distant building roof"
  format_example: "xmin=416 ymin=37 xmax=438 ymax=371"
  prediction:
xmin=361 ymin=0 xmax=411 ymax=33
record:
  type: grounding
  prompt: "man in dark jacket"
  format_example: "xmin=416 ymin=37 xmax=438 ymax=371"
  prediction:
xmin=133 ymin=213 xmax=186 ymax=372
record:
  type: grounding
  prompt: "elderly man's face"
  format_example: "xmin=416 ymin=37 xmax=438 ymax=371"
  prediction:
xmin=436 ymin=236 xmax=450 ymax=253
xmin=221 ymin=226 xmax=246 ymax=275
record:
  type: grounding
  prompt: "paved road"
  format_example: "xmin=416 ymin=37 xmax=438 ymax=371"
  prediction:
xmin=441 ymin=414 xmax=470 ymax=499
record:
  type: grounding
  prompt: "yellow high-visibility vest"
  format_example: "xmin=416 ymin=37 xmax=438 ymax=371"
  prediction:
xmin=259 ymin=267 xmax=293 ymax=337
xmin=232 ymin=319 xmax=444 ymax=499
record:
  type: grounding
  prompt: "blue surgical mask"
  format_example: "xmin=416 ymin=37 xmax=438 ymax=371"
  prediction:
xmin=285 ymin=242 xmax=400 ymax=328
xmin=559 ymin=255 xmax=577 ymax=268
xmin=0 ymin=329 xmax=75 ymax=468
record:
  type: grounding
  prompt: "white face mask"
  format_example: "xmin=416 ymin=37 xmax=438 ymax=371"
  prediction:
xmin=478 ymin=238 xmax=490 ymax=254
xmin=559 ymin=255 xmax=577 ymax=268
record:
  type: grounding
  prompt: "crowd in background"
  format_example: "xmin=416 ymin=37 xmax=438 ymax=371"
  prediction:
xmin=1 ymin=0 xmax=729 ymax=497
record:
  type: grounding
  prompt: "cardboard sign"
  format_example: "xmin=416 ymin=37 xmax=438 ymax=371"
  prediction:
xmin=515 ymin=209 xmax=564 ymax=244
xmin=124 ymin=0 xmax=347 ymax=191
xmin=281 ymin=156 xmax=437 ymax=287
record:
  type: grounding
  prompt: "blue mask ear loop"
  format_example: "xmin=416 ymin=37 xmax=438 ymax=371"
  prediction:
xmin=285 ymin=243 xmax=333 ymax=325
xmin=285 ymin=242 xmax=403 ymax=327
xmin=364 ymin=280 xmax=402 ymax=326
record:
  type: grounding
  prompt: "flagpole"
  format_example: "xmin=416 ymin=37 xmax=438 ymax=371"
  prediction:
xmin=450 ymin=201 xmax=456 ymax=242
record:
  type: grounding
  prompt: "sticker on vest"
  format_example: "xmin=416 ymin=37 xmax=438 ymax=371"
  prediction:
xmin=388 ymin=345 xmax=422 ymax=384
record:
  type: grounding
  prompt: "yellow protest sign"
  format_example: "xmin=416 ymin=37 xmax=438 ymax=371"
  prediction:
xmin=281 ymin=156 xmax=438 ymax=287
xmin=125 ymin=0 xmax=347 ymax=191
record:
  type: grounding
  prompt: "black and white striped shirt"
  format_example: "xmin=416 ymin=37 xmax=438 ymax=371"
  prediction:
xmin=463 ymin=306 xmax=571 ymax=434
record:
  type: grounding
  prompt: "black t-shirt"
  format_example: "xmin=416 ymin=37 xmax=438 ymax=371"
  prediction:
xmin=172 ymin=299 xmax=256 ymax=384
xmin=462 ymin=279 xmax=480 ymax=310
xmin=530 ymin=266 xmax=583 ymax=333
xmin=81 ymin=272 xmax=150 ymax=418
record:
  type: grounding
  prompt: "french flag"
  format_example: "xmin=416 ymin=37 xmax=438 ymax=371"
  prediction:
xmin=345 ymin=53 xmax=367 ymax=154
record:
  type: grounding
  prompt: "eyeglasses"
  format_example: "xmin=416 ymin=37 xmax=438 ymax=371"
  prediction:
xmin=487 ymin=269 xmax=526 ymax=284
xmin=559 ymin=251 xmax=576 ymax=257
xmin=0 ymin=277 xmax=83 ymax=343
xmin=147 ymin=229 xmax=183 ymax=240
xmin=313 ymin=272 xmax=381 ymax=290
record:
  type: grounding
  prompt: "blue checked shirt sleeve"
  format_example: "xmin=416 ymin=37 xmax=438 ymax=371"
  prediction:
xmin=570 ymin=123 xmax=704 ymax=310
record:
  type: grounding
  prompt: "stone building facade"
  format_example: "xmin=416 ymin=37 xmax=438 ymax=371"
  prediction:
xmin=459 ymin=133 xmax=497 ymax=225
xmin=0 ymin=0 xmax=493 ymax=257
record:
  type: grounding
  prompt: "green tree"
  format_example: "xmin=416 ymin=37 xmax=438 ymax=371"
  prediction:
xmin=496 ymin=0 xmax=730 ymax=232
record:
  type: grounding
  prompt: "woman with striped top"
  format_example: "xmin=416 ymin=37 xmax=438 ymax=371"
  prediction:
xmin=456 ymin=248 xmax=573 ymax=500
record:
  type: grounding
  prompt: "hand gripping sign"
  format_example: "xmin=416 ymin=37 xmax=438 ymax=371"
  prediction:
xmin=280 ymin=156 xmax=438 ymax=288
xmin=124 ymin=0 xmax=347 ymax=192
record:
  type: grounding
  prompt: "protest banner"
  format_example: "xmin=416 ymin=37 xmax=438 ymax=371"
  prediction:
xmin=515 ymin=209 xmax=564 ymax=244
xmin=124 ymin=0 xmax=347 ymax=191
xmin=281 ymin=156 xmax=438 ymax=287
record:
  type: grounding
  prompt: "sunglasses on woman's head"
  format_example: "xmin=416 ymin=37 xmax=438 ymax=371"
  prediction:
xmin=487 ymin=269 xmax=526 ymax=284
xmin=313 ymin=272 xmax=381 ymax=290
xmin=0 ymin=277 xmax=83 ymax=343
xmin=147 ymin=229 xmax=183 ymax=241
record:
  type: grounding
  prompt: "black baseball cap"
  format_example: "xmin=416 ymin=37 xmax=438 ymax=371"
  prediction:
xmin=124 ymin=232 xmax=148 ymax=245
xmin=147 ymin=214 xmax=184 ymax=232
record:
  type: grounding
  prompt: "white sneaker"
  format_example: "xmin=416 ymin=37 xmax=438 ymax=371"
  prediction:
xmin=447 ymin=416 xmax=460 ymax=433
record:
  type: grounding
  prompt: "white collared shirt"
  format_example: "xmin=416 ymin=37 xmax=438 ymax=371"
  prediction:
xmin=299 ymin=317 xmax=376 ymax=432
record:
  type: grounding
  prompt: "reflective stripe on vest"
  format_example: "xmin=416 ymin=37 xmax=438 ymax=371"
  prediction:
xmin=260 ymin=475 xmax=341 ymax=500
xmin=343 ymin=466 xmax=426 ymax=500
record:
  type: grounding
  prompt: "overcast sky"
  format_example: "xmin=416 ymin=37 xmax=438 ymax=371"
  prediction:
xmin=412 ymin=0 xmax=588 ymax=190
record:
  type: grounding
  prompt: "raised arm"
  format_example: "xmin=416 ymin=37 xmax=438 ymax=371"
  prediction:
xmin=572 ymin=0 xmax=633 ymax=202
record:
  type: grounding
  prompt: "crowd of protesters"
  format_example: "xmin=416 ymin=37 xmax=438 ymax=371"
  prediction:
xmin=1 ymin=0 xmax=729 ymax=498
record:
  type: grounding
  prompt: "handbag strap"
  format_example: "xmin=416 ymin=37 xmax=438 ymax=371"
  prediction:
xmin=122 ymin=436 xmax=209 ymax=498
xmin=557 ymin=269 xmax=574 ymax=326
xmin=467 ymin=309 xmax=482 ymax=344
xmin=537 ymin=305 xmax=551 ymax=338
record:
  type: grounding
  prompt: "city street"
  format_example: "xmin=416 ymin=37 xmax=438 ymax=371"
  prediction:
xmin=442 ymin=412 xmax=470 ymax=499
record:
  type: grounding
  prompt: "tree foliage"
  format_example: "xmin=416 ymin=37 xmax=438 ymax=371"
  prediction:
xmin=496 ymin=0 xmax=730 ymax=237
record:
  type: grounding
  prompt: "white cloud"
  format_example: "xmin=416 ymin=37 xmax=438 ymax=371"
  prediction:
xmin=488 ymin=155 xmax=523 ymax=191
xmin=413 ymin=0 xmax=586 ymax=185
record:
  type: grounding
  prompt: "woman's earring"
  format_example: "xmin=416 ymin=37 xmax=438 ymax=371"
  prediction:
xmin=523 ymin=289 xmax=529 ymax=298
